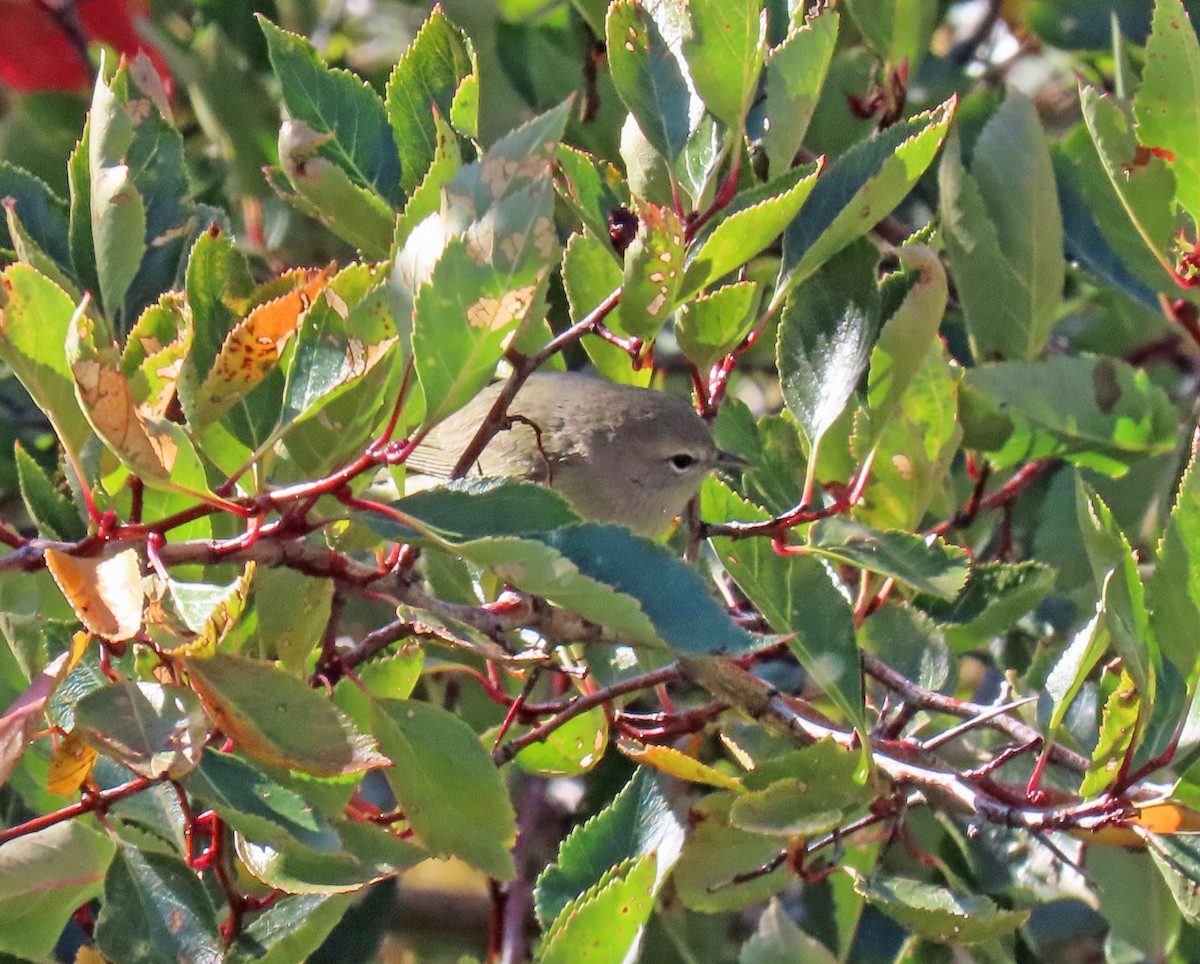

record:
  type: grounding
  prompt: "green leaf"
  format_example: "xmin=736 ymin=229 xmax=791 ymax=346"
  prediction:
xmin=94 ymin=847 xmax=221 ymax=964
xmin=849 ymin=872 xmax=1029 ymax=945
xmin=676 ymin=280 xmax=759 ymax=370
xmin=259 ymin=17 xmax=402 ymax=207
xmin=808 ymin=517 xmax=970 ymax=599
xmin=275 ymin=120 xmax=396 ymax=258
xmin=1076 ymin=478 xmax=1157 ymax=699
xmin=386 ymin=6 xmax=475 ymax=196
xmin=413 ymin=188 xmax=556 ymax=423
xmin=1075 ymin=86 xmax=1176 ymax=291
xmin=372 ymin=698 xmax=517 ymax=879
xmin=253 ymin=568 xmax=335 ymax=674
xmin=4 ymin=198 xmax=81 ymax=299
xmin=0 ymin=160 xmax=71 ymax=273
xmin=554 ymin=146 xmax=630 ymax=248
xmin=68 ymin=120 xmax=99 ymax=300
xmin=740 ymin=899 xmax=838 ymax=964
xmin=704 ymin=479 xmax=864 ymax=726
xmin=537 ymin=523 xmax=758 ymax=655
xmin=682 ymin=161 xmax=820 ymax=297
xmin=962 ymin=356 xmax=1178 ymax=476
xmin=606 ymin=1 xmax=695 ymax=164
xmin=843 ymin=0 xmax=938 ymax=67
xmin=918 ymin=561 xmax=1056 ymax=650
xmin=88 ymin=70 xmax=148 ymax=322
xmin=617 ymin=201 xmax=685 ymax=341
xmin=674 ymin=791 xmax=792 ymax=911
xmin=859 ymin=245 xmax=948 ymax=449
xmin=510 ymin=706 xmax=609 ymax=777
xmin=777 ymin=240 xmax=879 ymax=456
xmin=394 ymin=108 xmax=464 ymax=249
xmin=779 ymin=98 xmax=954 ymax=295
xmin=731 ymin=738 xmax=871 ymax=836
xmin=1080 ymin=668 xmax=1141 ymax=797
xmin=940 ymin=90 xmax=1064 ymax=361
xmin=381 ymin=478 xmax=581 ymax=541
xmin=535 ymin=768 xmax=685 ymax=927
xmin=180 ymin=748 xmax=339 ymax=852
xmin=1145 ymin=831 xmax=1200 ymax=926
xmin=1043 ymin=608 xmax=1108 ymax=737
xmin=230 ymin=893 xmax=356 ymax=964
xmin=562 ymin=230 xmax=644 ymax=385
xmin=0 ymin=820 xmax=114 ymax=960
xmin=538 ymin=855 xmax=658 ymax=964
xmin=14 ymin=442 xmax=85 ymax=541
xmin=749 ymin=10 xmax=839 ymax=179
xmin=236 ymin=819 xmax=423 ymax=894
xmin=681 ymin=0 xmax=766 ymax=130
xmin=858 ymin=601 xmax=950 ymax=692
xmin=74 ymin=681 xmax=208 ymax=779
xmin=1133 ymin=0 xmax=1200 ymax=224
xmin=1149 ymin=445 xmax=1200 ymax=672
xmin=182 ymin=653 xmax=386 ymax=777
xmin=0 ymin=264 xmax=93 ymax=459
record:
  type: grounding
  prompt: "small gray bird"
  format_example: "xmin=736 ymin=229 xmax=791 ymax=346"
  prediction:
xmin=408 ymin=372 xmax=745 ymax=536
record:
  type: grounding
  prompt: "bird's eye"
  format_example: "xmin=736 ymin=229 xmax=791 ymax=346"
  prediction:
xmin=669 ymin=453 xmax=698 ymax=472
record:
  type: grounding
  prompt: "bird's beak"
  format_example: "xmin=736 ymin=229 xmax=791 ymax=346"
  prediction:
xmin=715 ymin=449 xmax=750 ymax=470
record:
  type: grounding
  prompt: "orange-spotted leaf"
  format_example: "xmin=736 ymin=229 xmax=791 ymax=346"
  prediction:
xmin=617 ymin=739 xmax=744 ymax=791
xmin=44 ymin=547 xmax=144 ymax=642
xmin=194 ymin=268 xmax=332 ymax=423
xmin=47 ymin=729 xmax=98 ymax=795
xmin=617 ymin=201 xmax=685 ymax=342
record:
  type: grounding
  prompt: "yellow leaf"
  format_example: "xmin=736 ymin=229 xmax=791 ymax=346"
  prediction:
xmin=47 ymin=728 xmax=97 ymax=795
xmin=617 ymin=739 xmax=743 ymax=791
xmin=45 ymin=547 xmax=144 ymax=642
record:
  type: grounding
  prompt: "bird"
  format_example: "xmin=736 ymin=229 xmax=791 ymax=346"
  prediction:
xmin=406 ymin=371 xmax=746 ymax=537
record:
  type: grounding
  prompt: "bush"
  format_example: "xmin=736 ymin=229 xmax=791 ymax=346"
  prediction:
xmin=1 ymin=0 xmax=1200 ymax=961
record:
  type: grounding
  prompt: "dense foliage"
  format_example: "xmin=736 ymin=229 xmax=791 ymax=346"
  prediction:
xmin=3 ymin=0 xmax=1200 ymax=960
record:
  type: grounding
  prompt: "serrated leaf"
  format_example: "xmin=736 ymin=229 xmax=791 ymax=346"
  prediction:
xmin=94 ymin=847 xmax=221 ymax=963
xmin=275 ymin=120 xmax=396 ymax=258
xmin=617 ymin=201 xmax=684 ymax=341
xmin=1080 ymin=668 xmax=1141 ymax=796
xmin=554 ymin=146 xmax=629 ymax=247
xmin=372 ymin=698 xmax=517 ymax=879
xmin=681 ymin=0 xmax=766 ymax=130
xmin=1133 ymin=0 xmax=1200 ymax=224
xmin=940 ymin=91 xmax=1064 ymax=361
xmin=704 ymin=478 xmax=864 ymax=726
xmin=779 ymin=98 xmax=954 ymax=295
xmin=74 ymin=681 xmax=207 ymax=779
xmin=918 ymin=561 xmax=1056 ymax=650
xmin=1149 ymin=445 xmax=1200 ymax=672
xmin=0 ymin=160 xmax=71 ymax=273
xmin=682 ymin=161 xmax=820 ymax=297
xmin=962 ymin=356 xmax=1178 ymax=476
xmin=14 ymin=442 xmax=85 ymax=541
xmin=535 ymin=768 xmax=685 ymax=927
xmin=844 ymin=0 xmax=938 ymax=67
xmin=1144 ymin=831 xmax=1200 ymax=926
xmin=606 ymin=1 xmax=695 ymax=164
xmin=1044 ymin=608 xmax=1108 ymax=736
xmin=0 ymin=820 xmax=115 ymax=960
xmin=809 ymin=517 xmax=970 ymax=599
xmin=538 ymin=854 xmax=657 ymax=964
xmin=749 ymin=10 xmax=839 ymax=179
xmin=0 ymin=263 xmax=93 ymax=459
xmin=858 ymin=601 xmax=950 ymax=692
xmin=849 ymin=871 xmax=1028 ymax=944
xmin=182 ymin=653 xmax=385 ymax=777
xmin=1076 ymin=86 xmax=1176 ymax=291
xmin=45 ymin=547 xmax=144 ymax=642
xmin=259 ymin=17 xmax=402 ymax=207
xmin=386 ymin=7 xmax=475 ymax=196
xmin=229 ymin=892 xmax=356 ymax=964
xmin=676 ymin=280 xmax=758 ymax=370
xmin=1076 ymin=478 xmax=1157 ymax=699
xmin=149 ymin=565 xmax=255 ymax=657
xmin=413 ymin=196 xmax=556 ymax=423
